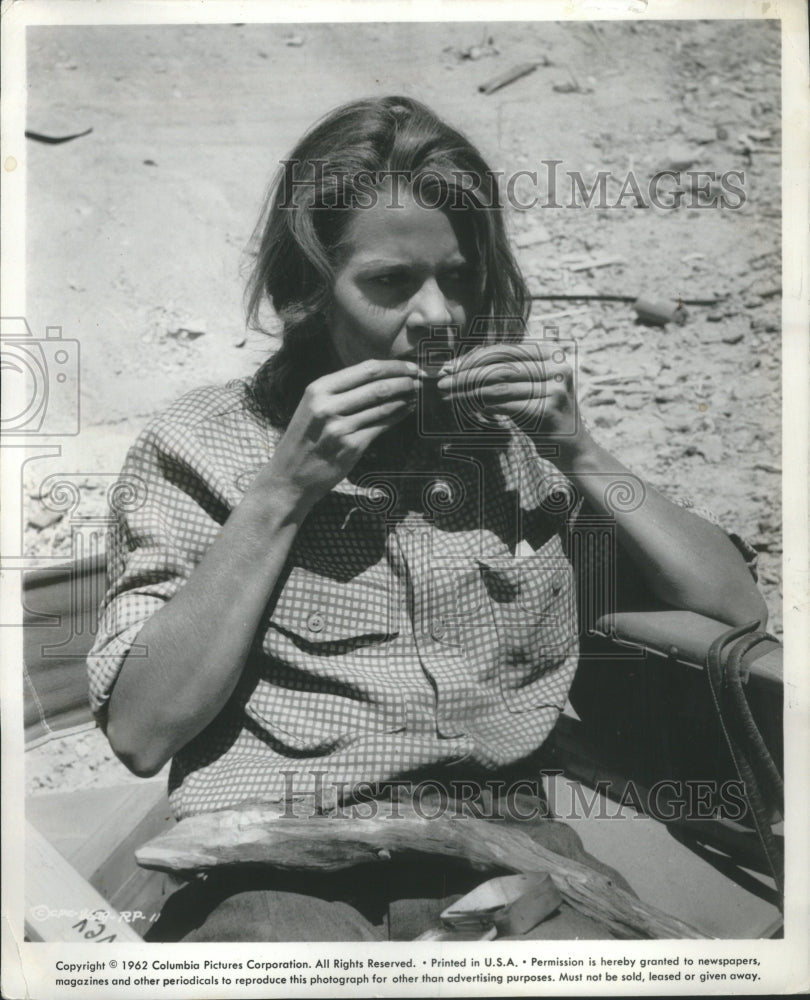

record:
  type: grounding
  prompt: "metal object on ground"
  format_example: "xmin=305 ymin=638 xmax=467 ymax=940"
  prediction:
xmin=440 ymin=873 xmax=562 ymax=936
xmin=478 ymin=62 xmax=538 ymax=95
xmin=633 ymin=296 xmax=689 ymax=326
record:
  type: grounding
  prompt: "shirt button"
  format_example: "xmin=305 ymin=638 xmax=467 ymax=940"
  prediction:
xmin=306 ymin=612 xmax=325 ymax=633
xmin=431 ymin=621 xmax=446 ymax=640
xmin=551 ymin=572 xmax=565 ymax=594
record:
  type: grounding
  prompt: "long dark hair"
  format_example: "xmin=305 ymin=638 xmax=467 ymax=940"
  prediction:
xmin=245 ymin=95 xmax=529 ymax=428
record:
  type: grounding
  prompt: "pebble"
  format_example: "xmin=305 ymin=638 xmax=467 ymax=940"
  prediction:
xmin=749 ymin=316 xmax=779 ymax=333
xmin=699 ymin=438 xmax=723 ymax=463
xmin=514 ymin=225 xmax=552 ymax=248
xmin=26 ymin=502 xmax=64 ymax=531
xmin=169 ymin=320 xmax=207 ymax=340
xmin=665 ymin=145 xmax=699 ymax=171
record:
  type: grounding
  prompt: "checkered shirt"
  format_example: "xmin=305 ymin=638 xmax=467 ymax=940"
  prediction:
xmin=87 ymin=382 xmax=755 ymax=819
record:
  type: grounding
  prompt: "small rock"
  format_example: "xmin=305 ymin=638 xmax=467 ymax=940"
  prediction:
xmin=284 ymin=34 xmax=304 ymax=47
xmin=721 ymin=332 xmax=744 ymax=345
xmin=580 ymin=362 xmax=609 ymax=376
xmin=698 ymin=437 xmax=723 ymax=463
xmin=749 ymin=316 xmax=778 ymax=334
xmin=168 ymin=318 xmax=207 ymax=340
xmin=26 ymin=501 xmax=64 ymax=530
xmin=691 ymin=126 xmax=717 ymax=145
xmin=514 ymin=225 xmax=552 ymax=248
xmin=665 ymin=145 xmax=699 ymax=171
xmin=750 ymin=281 xmax=780 ymax=299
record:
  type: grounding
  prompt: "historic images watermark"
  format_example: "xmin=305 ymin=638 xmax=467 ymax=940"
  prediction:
xmin=277 ymin=160 xmax=747 ymax=212
xmin=278 ymin=770 xmax=748 ymax=824
xmin=0 ymin=318 xmax=80 ymax=437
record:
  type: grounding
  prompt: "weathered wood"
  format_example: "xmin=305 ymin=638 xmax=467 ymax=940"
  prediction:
xmin=26 ymin=822 xmax=142 ymax=943
xmin=478 ymin=62 xmax=538 ymax=95
xmin=136 ymin=805 xmax=707 ymax=939
xmin=28 ymin=781 xmax=175 ymax=939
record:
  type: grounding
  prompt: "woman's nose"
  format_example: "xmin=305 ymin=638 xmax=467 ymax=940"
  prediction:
xmin=407 ymin=277 xmax=453 ymax=329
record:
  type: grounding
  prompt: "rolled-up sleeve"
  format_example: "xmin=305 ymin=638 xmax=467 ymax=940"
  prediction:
xmin=86 ymin=414 xmax=221 ymax=721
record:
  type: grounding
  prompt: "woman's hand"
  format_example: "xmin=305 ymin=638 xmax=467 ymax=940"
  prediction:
xmin=255 ymin=358 xmax=420 ymax=512
xmin=436 ymin=340 xmax=765 ymax=627
xmin=435 ymin=341 xmax=594 ymax=461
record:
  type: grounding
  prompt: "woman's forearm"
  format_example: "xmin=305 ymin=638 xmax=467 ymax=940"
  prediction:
xmin=106 ymin=478 xmax=311 ymax=777
xmin=560 ymin=439 xmax=767 ymax=628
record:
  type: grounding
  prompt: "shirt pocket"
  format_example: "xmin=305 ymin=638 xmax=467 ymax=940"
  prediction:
xmin=245 ymin=678 xmax=406 ymax=757
xmin=266 ymin=564 xmax=398 ymax=651
xmin=248 ymin=566 xmax=404 ymax=755
xmin=478 ymin=536 xmax=578 ymax=713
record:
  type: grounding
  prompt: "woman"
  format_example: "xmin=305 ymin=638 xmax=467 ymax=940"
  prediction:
xmin=88 ymin=96 xmax=764 ymax=941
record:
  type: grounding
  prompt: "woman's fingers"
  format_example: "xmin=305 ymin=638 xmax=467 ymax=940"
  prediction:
xmin=317 ymin=358 xmax=420 ymax=394
xmin=332 ymin=375 xmax=419 ymax=417
xmin=441 ymin=381 xmax=549 ymax=406
xmin=339 ymin=395 xmax=415 ymax=432
xmin=441 ymin=343 xmax=572 ymax=381
xmin=439 ymin=343 xmax=533 ymax=372
xmin=344 ymin=408 xmax=417 ymax=454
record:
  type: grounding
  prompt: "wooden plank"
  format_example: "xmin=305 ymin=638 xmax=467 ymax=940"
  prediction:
xmin=23 ymin=556 xmax=106 ymax=744
xmin=136 ymin=804 xmax=707 ymax=939
xmin=25 ymin=822 xmax=142 ymax=943
xmin=28 ymin=782 xmax=174 ymax=938
xmin=478 ymin=62 xmax=538 ymax=95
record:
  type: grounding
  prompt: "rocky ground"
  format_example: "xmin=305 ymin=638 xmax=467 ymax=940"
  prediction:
xmin=21 ymin=19 xmax=782 ymax=793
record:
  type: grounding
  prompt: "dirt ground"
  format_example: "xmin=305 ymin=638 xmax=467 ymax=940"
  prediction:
xmin=21 ymin=19 xmax=782 ymax=792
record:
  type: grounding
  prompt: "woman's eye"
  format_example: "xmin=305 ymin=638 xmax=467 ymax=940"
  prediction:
xmin=446 ymin=266 xmax=474 ymax=281
xmin=372 ymin=274 xmax=398 ymax=286
xmin=440 ymin=267 xmax=475 ymax=290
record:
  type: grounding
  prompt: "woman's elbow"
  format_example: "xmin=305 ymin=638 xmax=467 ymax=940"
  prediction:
xmin=105 ymin=713 xmax=170 ymax=778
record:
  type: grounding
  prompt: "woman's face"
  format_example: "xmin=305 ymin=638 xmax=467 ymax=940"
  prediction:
xmin=329 ymin=190 xmax=479 ymax=366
